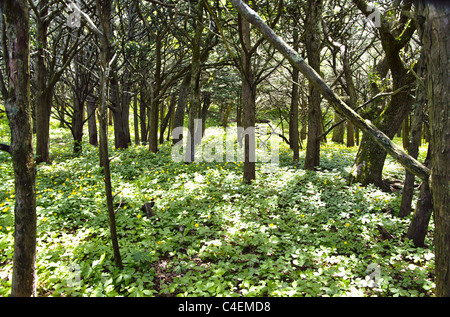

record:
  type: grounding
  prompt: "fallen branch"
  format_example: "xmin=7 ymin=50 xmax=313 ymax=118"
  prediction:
xmin=229 ymin=0 xmax=430 ymax=182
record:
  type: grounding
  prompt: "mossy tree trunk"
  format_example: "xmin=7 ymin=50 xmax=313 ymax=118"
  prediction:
xmin=1 ymin=0 xmax=37 ymax=297
xmin=349 ymin=0 xmax=417 ymax=189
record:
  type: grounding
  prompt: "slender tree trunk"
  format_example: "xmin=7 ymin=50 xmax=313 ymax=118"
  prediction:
xmin=133 ymin=95 xmax=140 ymax=145
xmin=289 ymin=21 xmax=300 ymax=161
xmin=239 ymin=1 xmax=256 ymax=183
xmin=2 ymin=0 xmax=37 ymax=297
xmin=87 ymin=97 xmax=98 ymax=146
xmin=331 ymin=112 xmax=345 ymax=144
xmin=400 ymin=53 xmax=426 ymax=218
xmin=406 ymin=145 xmax=432 ymax=247
xmin=185 ymin=1 xmax=204 ymax=163
xmin=35 ymin=0 xmax=51 ymax=164
xmin=172 ymin=73 xmax=190 ymax=145
xmin=343 ymin=47 xmax=356 ymax=147
xmin=417 ymin=0 xmax=450 ymax=297
xmin=95 ymin=0 xmax=123 ymax=270
xmin=72 ymin=52 xmax=85 ymax=155
xmin=304 ymin=0 xmax=323 ymax=171
xmin=148 ymin=34 xmax=162 ymax=153
xmin=201 ymin=91 xmax=211 ymax=136
xmin=139 ymin=92 xmax=148 ymax=143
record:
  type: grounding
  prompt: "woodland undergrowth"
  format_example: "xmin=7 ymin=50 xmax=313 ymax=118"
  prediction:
xmin=0 ymin=120 xmax=435 ymax=297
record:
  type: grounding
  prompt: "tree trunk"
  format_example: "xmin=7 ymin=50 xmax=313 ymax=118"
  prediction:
xmin=349 ymin=69 xmax=414 ymax=189
xmin=2 ymin=0 xmax=37 ymax=296
xmin=331 ymin=112 xmax=345 ymax=144
xmin=185 ymin=1 xmax=204 ymax=163
xmin=201 ymin=91 xmax=211 ymax=136
xmin=72 ymin=52 xmax=85 ymax=155
xmin=349 ymin=0 xmax=416 ymax=189
xmin=148 ymin=32 xmax=163 ymax=153
xmin=35 ymin=0 xmax=51 ymax=164
xmin=239 ymin=0 xmax=256 ymax=183
xmin=160 ymin=93 xmax=176 ymax=144
xmin=95 ymin=0 xmax=123 ymax=270
xmin=304 ymin=0 xmax=323 ymax=171
xmin=406 ymin=146 xmax=432 ymax=247
xmin=110 ymin=73 xmax=131 ymax=149
xmin=289 ymin=20 xmax=300 ymax=162
xmin=87 ymin=97 xmax=98 ymax=146
xmin=133 ymin=95 xmax=140 ymax=145
xmin=417 ymin=0 xmax=450 ymax=297
xmin=139 ymin=92 xmax=148 ymax=143
xmin=172 ymin=73 xmax=190 ymax=145
xmin=343 ymin=46 xmax=357 ymax=147
xmin=399 ymin=52 xmax=426 ymax=218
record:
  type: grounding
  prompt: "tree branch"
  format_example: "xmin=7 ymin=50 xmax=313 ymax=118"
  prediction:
xmin=229 ymin=0 xmax=430 ymax=182
xmin=0 ymin=143 xmax=10 ymax=154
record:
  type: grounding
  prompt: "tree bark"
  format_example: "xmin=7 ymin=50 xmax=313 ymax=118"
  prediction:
xmin=417 ymin=0 xmax=450 ymax=297
xmin=239 ymin=0 xmax=256 ymax=183
xmin=304 ymin=0 xmax=323 ymax=171
xmin=34 ymin=0 xmax=51 ymax=164
xmin=2 ymin=0 xmax=37 ymax=297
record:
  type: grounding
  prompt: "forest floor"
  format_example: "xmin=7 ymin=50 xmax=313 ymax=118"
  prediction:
xmin=0 ymin=120 xmax=435 ymax=297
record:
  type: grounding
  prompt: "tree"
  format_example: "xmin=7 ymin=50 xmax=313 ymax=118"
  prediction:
xmin=349 ymin=0 xmax=417 ymax=189
xmin=95 ymin=0 xmax=123 ymax=270
xmin=229 ymin=0 xmax=429 ymax=183
xmin=416 ymin=0 xmax=450 ymax=297
xmin=238 ymin=0 xmax=256 ymax=182
xmin=304 ymin=0 xmax=323 ymax=171
xmin=0 ymin=0 xmax=36 ymax=296
xmin=30 ymin=0 xmax=82 ymax=164
xmin=185 ymin=0 xmax=205 ymax=163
